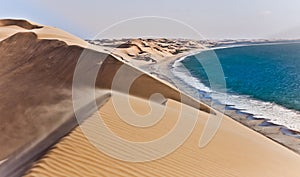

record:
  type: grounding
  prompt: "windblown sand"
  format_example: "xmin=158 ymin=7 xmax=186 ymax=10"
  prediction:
xmin=1 ymin=19 xmax=300 ymax=177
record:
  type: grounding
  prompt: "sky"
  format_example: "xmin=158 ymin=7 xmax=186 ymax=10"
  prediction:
xmin=1 ymin=0 xmax=300 ymax=40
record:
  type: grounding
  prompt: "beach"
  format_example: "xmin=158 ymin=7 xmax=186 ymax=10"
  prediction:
xmin=99 ymin=38 xmax=300 ymax=154
xmin=0 ymin=19 xmax=300 ymax=177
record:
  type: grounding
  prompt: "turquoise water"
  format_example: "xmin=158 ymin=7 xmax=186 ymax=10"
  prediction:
xmin=174 ymin=43 xmax=300 ymax=130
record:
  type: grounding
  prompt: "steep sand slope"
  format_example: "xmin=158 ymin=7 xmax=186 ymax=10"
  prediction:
xmin=0 ymin=19 xmax=211 ymax=176
xmin=0 ymin=31 xmax=83 ymax=159
xmin=0 ymin=19 xmax=300 ymax=177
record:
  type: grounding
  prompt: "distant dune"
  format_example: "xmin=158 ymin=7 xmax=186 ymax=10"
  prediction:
xmin=0 ymin=19 xmax=300 ymax=177
xmin=88 ymin=38 xmax=203 ymax=65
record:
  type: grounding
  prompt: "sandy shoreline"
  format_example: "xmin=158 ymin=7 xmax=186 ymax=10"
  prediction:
xmin=139 ymin=46 xmax=300 ymax=154
xmin=25 ymin=38 xmax=300 ymax=176
xmin=1 ymin=19 xmax=300 ymax=176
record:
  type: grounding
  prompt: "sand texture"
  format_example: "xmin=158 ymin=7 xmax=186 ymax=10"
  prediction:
xmin=25 ymin=95 xmax=300 ymax=177
xmin=0 ymin=19 xmax=211 ymax=176
xmin=0 ymin=19 xmax=300 ymax=177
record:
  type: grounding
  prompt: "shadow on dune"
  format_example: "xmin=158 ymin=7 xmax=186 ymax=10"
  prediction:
xmin=0 ymin=25 xmax=213 ymax=176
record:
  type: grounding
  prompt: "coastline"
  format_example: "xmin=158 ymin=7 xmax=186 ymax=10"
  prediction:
xmin=141 ymin=46 xmax=300 ymax=154
xmin=2 ymin=19 xmax=300 ymax=176
xmin=171 ymin=43 xmax=300 ymax=132
xmin=25 ymin=41 xmax=300 ymax=176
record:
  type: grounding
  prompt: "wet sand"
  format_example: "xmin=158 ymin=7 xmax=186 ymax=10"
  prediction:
xmin=0 ymin=19 xmax=300 ymax=177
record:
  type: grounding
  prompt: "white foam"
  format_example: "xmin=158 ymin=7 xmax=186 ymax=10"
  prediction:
xmin=172 ymin=60 xmax=212 ymax=93
xmin=172 ymin=57 xmax=300 ymax=132
xmin=218 ymin=93 xmax=300 ymax=131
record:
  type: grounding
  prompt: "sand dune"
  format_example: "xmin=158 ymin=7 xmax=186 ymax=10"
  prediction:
xmin=0 ymin=19 xmax=87 ymax=46
xmin=0 ymin=19 xmax=42 ymax=30
xmin=89 ymin=38 xmax=203 ymax=65
xmin=0 ymin=19 xmax=211 ymax=176
xmin=0 ymin=20 xmax=107 ymax=176
xmin=0 ymin=19 xmax=300 ymax=177
xmin=25 ymin=95 xmax=300 ymax=177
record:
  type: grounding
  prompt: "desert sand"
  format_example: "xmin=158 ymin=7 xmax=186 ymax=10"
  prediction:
xmin=0 ymin=19 xmax=87 ymax=47
xmin=25 ymin=95 xmax=300 ymax=177
xmin=89 ymin=38 xmax=300 ymax=155
xmin=88 ymin=38 xmax=204 ymax=67
xmin=0 ymin=19 xmax=300 ymax=177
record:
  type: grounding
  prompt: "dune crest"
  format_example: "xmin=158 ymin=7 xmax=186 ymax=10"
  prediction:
xmin=0 ymin=19 xmax=87 ymax=47
xmin=0 ymin=19 xmax=213 ymax=176
xmin=25 ymin=95 xmax=300 ymax=177
xmin=0 ymin=19 xmax=43 ymax=30
xmin=0 ymin=19 xmax=300 ymax=177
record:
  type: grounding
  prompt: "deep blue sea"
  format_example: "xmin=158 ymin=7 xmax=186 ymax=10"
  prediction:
xmin=172 ymin=43 xmax=300 ymax=131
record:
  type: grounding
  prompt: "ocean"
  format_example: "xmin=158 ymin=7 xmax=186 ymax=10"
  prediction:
xmin=172 ymin=43 xmax=300 ymax=131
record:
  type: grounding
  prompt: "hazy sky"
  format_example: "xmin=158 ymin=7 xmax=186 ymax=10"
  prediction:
xmin=2 ymin=0 xmax=300 ymax=39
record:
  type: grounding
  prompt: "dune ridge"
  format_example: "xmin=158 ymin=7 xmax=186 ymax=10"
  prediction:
xmin=0 ymin=19 xmax=87 ymax=46
xmin=25 ymin=95 xmax=300 ymax=177
xmin=0 ymin=19 xmax=212 ymax=176
xmin=0 ymin=19 xmax=299 ymax=177
xmin=0 ymin=19 xmax=43 ymax=30
xmin=90 ymin=38 xmax=300 ymax=154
